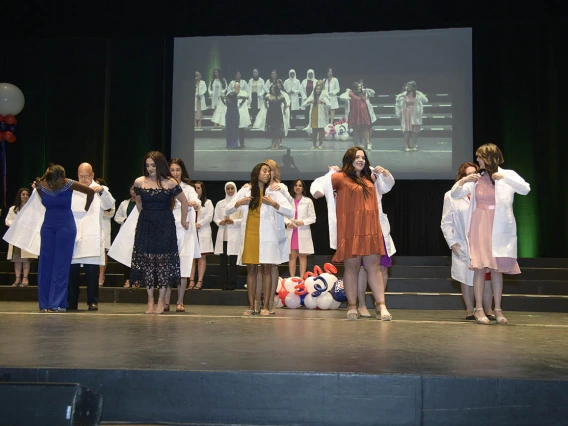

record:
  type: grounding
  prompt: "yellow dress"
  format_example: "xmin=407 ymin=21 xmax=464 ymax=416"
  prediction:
xmin=242 ymin=190 xmax=263 ymax=265
xmin=311 ymin=104 xmax=319 ymax=129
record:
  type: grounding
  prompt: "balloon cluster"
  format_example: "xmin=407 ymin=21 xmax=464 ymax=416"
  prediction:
xmin=324 ymin=119 xmax=351 ymax=141
xmin=275 ymin=263 xmax=347 ymax=310
xmin=0 ymin=115 xmax=18 ymax=144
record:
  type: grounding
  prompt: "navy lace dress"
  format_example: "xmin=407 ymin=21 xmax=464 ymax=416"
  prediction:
xmin=130 ymin=186 xmax=182 ymax=288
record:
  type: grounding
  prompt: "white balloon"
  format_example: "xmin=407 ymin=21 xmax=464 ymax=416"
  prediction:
xmin=285 ymin=293 xmax=301 ymax=309
xmin=340 ymin=134 xmax=349 ymax=141
xmin=330 ymin=299 xmax=342 ymax=310
xmin=318 ymin=273 xmax=338 ymax=292
xmin=284 ymin=277 xmax=300 ymax=293
xmin=276 ymin=277 xmax=283 ymax=293
xmin=303 ymin=294 xmax=318 ymax=309
xmin=274 ymin=295 xmax=284 ymax=308
xmin=0 ymin=83 xmax=25 ymax=116
xmin=315 ymin=292 xmax=334 ymax=310
xmin=304 ymin=277 xmax=316 ymax=293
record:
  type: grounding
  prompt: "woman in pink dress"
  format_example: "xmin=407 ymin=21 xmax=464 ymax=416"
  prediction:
xmin=395 ymin=81 xmax=428 ymax=152
xmin=451 ymin=144 xmax=530 ymax=325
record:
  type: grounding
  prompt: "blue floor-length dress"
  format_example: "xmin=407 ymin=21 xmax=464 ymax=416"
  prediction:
xmin=38 ymin=180 xmax=77 ymax=310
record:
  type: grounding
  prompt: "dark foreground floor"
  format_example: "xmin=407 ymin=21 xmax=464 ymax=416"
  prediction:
xmin=1 ymin=302 xmax=567 ymax=381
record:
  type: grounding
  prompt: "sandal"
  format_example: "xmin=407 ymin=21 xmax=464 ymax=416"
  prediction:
xmin=474 ymin=308 xmax=490 ymax=325
xmin=176 ymin=304 xmax=185 ymax=312
xmin=346 ymin=309 xmax=359 ymax=320
xmin=12 ymin=278 xmax=21 ymax=287
xmin=242 ymin=309 xmax=255 ymax=316
xmin=260 ymin=309 xmax=270 ymax=316
xmin=194 ymin=281 xmax=203 ymax=290
xmin=188 ymin=280 xmax=195 ymax=290
xmin=375 ymin=302 xmax=392 ymax=321
xmin=494 ymin=309 xmax=508 ymax=325
xmin=21 ymin=278 xmax=29 ymax=287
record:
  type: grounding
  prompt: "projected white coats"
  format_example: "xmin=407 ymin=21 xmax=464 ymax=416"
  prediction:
xmin=196 ymin=199 xmax=214 ymax=254
xmin=285 ymin=196 xmax=316 ymax=254
xmin=284 ymin=70 xmax=302 ymax=110
xmin=253 ymin=94 xmax=290 ymax=137
xmin=302 ymin=92 xmax=330 ymax=129
xmin=450 ymin=167 xmax=530 ymax=259
xmin=441 ymin=191 xmax=473 ymax=286
xmin=247 ymin=78 xmax=265 ymax=106
xmin=300 ymin=69 xmax=317 ymax=101
xmin=114 ymin=200 xmax=132 ymax=227
xmin=228 ymin=80 xmax=249 ymax=93
xmin=395 ymin=91 xmax=428 ymax=130
xmin=323 ymin=77 xmax=340 ymax=109
xmin=195 ymin=80 xmax=208 ymax=111
xmin=175 ymin=182 xmax=201 ymax=277
xmin=214 ymin=199 xmax=242 ymax=256
xmin=226 ymin=186 xmax=294 ymax=266
xmin=209 ymin=78 xmax=227 ymax=110
xmin=236 ymin=90 xmax=251 ymax=128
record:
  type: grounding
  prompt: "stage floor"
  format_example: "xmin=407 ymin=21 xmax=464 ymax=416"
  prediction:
xmin=2 ymin=302 xmax=567 ymax=381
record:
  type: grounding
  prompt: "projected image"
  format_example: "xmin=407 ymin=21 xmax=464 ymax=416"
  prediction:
xmin=172 ymin=29 xmax=472 ymax=180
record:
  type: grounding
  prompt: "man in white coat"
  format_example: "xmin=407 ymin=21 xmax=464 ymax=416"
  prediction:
xmin=68 ymin=163 xmax=116 ymax=311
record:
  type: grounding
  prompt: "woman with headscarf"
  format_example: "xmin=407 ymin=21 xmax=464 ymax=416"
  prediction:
xmin=195 ymin=71 xmax=208 ymax=129
xmin=395 ymin=81 xmax=428 ymax=152
xmin=214 ymin=182 xmax=242 ymax=290
xmin=284 ymin=69 xmax=302 ymax=128
xmin=248 ymin=69 xmax=265 ymax=125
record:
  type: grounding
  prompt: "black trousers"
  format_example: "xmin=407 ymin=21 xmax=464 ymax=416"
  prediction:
xmin=68 ymin=263 xmax=99 ymax=307
xmin=238 ymin=128 xmax=245 ymax=147
xmin=219 ymin=241 xmax=238 ymax=290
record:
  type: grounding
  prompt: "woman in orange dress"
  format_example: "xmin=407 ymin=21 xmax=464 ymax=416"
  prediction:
xmin=313 ymin=147 xmax=390 ymax=320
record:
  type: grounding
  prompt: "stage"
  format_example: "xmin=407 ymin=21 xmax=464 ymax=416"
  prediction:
xmin=1 ymin=301 xmax=567 ymax=425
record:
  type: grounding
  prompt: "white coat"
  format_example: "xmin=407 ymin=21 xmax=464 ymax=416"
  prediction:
xmin=236 ymin=90 xmax=252 ymax=128
xmin=196 ymin=199 xmax=214 ymax=253
xmin=285 ymin=196 xmax=316 ymax=254
xmin=395 ymin=91 xmax=428 ymax=129
xmin=195 ymin=80 xmax=208 ymax=111
xmin=3 ymin=188 xmax=101 ymax=259
xmin=114 ymin=199 xmax=134 ymax=227
xmin=311 ymin=169 xmax=396 ymax=256
xmin=247 ymin=78 xmax=265 ymax=107
xmin=208 ymin=78 xmax=227 ymax=110
xmin=213 ymin=199 xmax=243 ymax=256
xmin=323 ymin=77 xmax=340 ymax=109
xmin=302 ymin=92 xmax=330 ymax=131
xmin=300 ymin=69 xmax=317 ymax=102
xmin=263 ymin=79 xmax=283 ymax=96
xmin=211 ymin=100 xmax=227 ymax=126
xmin=272 ymin=182 xmax=294 ymax=263
xmin=175 ymin=182 xmax=201 ymax=277
xmin=344 ymin=88 xmax=376 ymax=124
xmin=228 ymin=80 xmax=249 ymax=93
xmin=284 ymin=72 xmax=302 ymax=110
xmin=102 ymin=205 xmax=116 ymax=250
xmin=5 ymin=206 xmax=37 ymax=260
xmin=71 ymin=182 xmax=115 ymax=265
xmin=450 ymin=167 xmax=530 ymax=259
xmin=226 ymin=186 xmax=294 ymax=266
xmin=441 ymin=190 xmax=473 ymax=286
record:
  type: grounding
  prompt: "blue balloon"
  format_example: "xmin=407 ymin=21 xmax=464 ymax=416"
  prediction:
xmin=311 ymin=276 xmax=329 ymax=297
xmin=0 ymin=122 xmax=6 ymax=132
xmin=331 ymin=279 xmax=347 ymax=302
xmin=8 ymin=124 xmax=16 ymax=133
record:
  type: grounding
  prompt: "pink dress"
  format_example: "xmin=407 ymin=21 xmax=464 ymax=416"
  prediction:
xmin=290 ymin=198 xmax=300 ymax=251
xmin=402 ymin=95 xmax=420 ymax=133
xmin=468 ymin=174 xmax=521 ymax=274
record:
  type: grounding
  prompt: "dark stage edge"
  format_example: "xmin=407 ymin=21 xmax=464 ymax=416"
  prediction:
xmin=1 ymin=303 xmax=568 ymax=425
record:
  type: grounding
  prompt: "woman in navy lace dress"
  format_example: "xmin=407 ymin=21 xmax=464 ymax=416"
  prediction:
xmin=131 ymin=151 xmax=189 ymax=314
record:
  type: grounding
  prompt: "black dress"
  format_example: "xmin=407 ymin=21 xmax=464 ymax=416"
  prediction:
xmin=265 ymin=97 xmax=285 ymax=139
xmin=130 ymin=186 xmax=182 ymax=288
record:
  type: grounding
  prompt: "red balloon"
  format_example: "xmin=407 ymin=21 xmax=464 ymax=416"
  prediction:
xmin=2 ymin=131 xmax=16 ymax=143
xmin=3 ymin=115 xmax=17 ymax=125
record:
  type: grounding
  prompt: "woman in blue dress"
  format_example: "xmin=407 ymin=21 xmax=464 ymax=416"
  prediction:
xmin=35 ymin=164 xmax=94 ymax=312
xmin=131 ymin=151 xmax=190 ymax=314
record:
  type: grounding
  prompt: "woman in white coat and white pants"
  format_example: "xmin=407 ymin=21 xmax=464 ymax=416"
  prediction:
xmin=441 ymin=162 xmax=495 ymax=320
xmin=324 ymin=68 xmax=340 ymax=123
xmin=195 ymin=71 xmax=208 ymax=129
xmin=192 ymin=181 xmax=214 ymax=290
xmin=285 ymin=179 xmax=316 ymax=279
xmin=226 ymin=163 xmax=294 ymax=316
xmin=451 ymin=144 xmax=530 ymax=325
xmin=214 ymin=182 xmax=242 ymax=290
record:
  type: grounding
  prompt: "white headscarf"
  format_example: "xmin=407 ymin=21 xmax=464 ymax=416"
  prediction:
xmin=224 ymin=181 xmax=236 ymax=203
xmin=289 ymin=69 xmax=297 ymax=81
xmin=306 ymin=69 xmax=315 ymax=81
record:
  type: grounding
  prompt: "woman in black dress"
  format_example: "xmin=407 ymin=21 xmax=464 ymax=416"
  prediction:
xmin=265 ymin=84 xmax=287 ymax=150
xmin=131 ymin=151 xmax=190 ymax=314
xmin=221 ymin=90 xmax=239 ymax=150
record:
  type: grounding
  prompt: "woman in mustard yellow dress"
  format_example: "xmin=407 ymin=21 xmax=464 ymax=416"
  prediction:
xmin=226 ymin=163 xmax=294 ymax=316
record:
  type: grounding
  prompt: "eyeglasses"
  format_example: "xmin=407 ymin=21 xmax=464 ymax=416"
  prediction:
xmin=78 ymin=174 xmax=93 ymax=179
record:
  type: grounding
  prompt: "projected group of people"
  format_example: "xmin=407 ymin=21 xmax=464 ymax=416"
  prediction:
xmin=195 ymin=68 xmax=429 ymax=152
xmin=4 ymin=142 xmax=529 ymax=324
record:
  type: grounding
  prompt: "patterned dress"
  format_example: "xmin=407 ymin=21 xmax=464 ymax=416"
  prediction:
xmin=130 ymin=186 xmax=182 ymax=288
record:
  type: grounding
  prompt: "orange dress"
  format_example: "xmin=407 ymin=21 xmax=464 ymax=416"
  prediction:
xmin=332 ymin=172 xmax=385 ymax=262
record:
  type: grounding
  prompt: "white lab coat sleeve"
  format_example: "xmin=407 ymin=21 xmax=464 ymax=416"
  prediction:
xmin=98 ymin=186 xmax=116 ymax=211
xmin=374 ymin=172 xmax=395 ymax=194
xmin=502 ymin=169 xmax=530 ymax=195
xmin=108 ymin=207 xmax=139 ymax=267
xmin=440 ymin=192 xmax=459 ymax=249
xmin=273 ymin=192 xmax=294 ymax=219
xmin=197 ymin=200 xmax=214 ymax=227
xmin=395 ymin=94 xmax=404 ymax=118
xmin=213 ymin=201 xmax=225 ymax=226
xmin=5 ymin=206 xmax=16 ymax=226
xmin=303 ymin=198 xmax=316 ymax=226
xmin=114 ymin=200 xmax=129 ymax=225
xmin=226 ymin=187 xmax=248 ymax=215
xmin=451 ymin=181 xmax=474 ymax=199
xmin=339 ymin=90 xmax=350 ymax=101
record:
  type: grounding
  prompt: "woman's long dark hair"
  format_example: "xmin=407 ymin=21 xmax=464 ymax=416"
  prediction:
xmin=38 ymin=164 xmax=66 ymax=188
xmin=211 ymin=68 xmax=227 ymax=90
xmin=249 ymin=163 xmax=270 ymax=211
xmin=405 ymin=81 xmax=417 ymax=97
xmin=194 ymin=181 xmax=208 ymax=206
xmin=476 ymin=143 xmax=504 ymax=184
xmin=142 ymin=151 xmax=172 ymax=188
xmin=169 ymin=158 xmax=192 ymax=186
xmin=13 ymin=188 xmax=30 ymax=213
xmin=289 ymin=179 xmax=306 ymax=197
xmin=341 ymin=146 xmax=373 ymax=199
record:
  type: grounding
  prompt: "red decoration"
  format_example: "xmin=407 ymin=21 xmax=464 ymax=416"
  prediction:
xmin=2 ymin=131 xmax=16 ymax=143
xmin=3 ymin=115 xmax=17 ymax=125
xmin=0 ymin=115 xmax=4 ymax=122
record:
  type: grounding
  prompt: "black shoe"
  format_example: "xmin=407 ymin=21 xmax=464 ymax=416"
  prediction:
xmin=486 ymin=314 xmax=497 ymax=321
xmin=88 ymin=303 xmax=98 ymax=311
xmin=465 ymin=315 xmax=475 ymax=320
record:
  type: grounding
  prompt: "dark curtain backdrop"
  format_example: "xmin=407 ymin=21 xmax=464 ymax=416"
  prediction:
xmin=1 ymin=22 xmax=566 ymax=257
